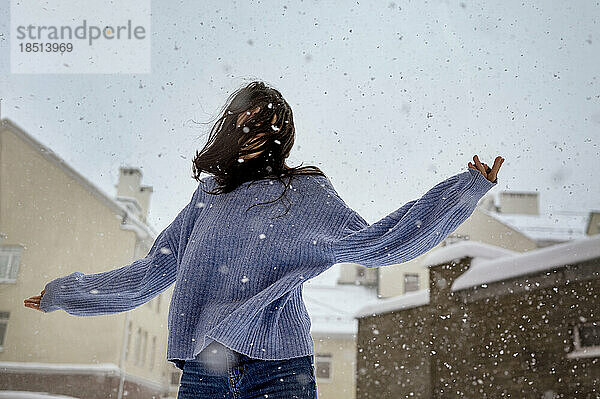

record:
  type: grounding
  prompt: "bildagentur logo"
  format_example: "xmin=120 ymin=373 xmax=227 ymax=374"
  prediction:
xmin=15 ymin=19 xmax=147 ymax=46
xmin=10 ymin=0 xmax=151 ymax=74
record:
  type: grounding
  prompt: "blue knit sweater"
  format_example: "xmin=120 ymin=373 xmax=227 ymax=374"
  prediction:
xmin=40 ymin=167 xmax=496 ymax=370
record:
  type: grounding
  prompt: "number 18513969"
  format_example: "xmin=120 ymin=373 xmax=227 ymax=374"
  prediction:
xmin=19 ymin=42 xmax=73 ymax=53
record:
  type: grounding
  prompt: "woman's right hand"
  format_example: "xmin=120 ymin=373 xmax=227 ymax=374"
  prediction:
xmin=468 ymin=155 xmax=504 ymax=183
xmin=24 ymin=288 xmax=46 ymax=312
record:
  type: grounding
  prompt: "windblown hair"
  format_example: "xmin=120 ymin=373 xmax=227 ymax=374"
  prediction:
xmin=192 ymin=81 xmax=326 ymax=215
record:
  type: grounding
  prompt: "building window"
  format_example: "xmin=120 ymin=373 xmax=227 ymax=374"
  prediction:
xmin=134 ymin=327 xmax=142 ymax=365
xmin=403 ymin=273 xmax=420 ymax=293
xmin=125 ymin=321 xmax=132 ymax=361
xmin=0 ymin=246 xmax=23 ymax=283
xmin=355 ymin=266 xmax=377 ymax=287
xmin=171 ymin=371 xmax=181 ymax=386
xmin=567 ymin=321 xmax=600 ymax=359
xmin=442 ymin=234 xmax=470 ymax=246
xmin=315 ymin=353 xmax=332 ymax=381
xmin=149 ymin=335 xmax=156 ymax=370
xmin=156 ymin=295 xmax=161 ymax=313
xmin=141 ymin=330 xmax=148 ymax=366
xmin=0 ymin=311 xmax=9 ymax=350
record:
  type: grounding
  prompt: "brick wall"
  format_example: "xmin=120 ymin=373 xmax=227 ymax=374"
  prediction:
xmin=356 ymin=257 xmax=600 ymax=398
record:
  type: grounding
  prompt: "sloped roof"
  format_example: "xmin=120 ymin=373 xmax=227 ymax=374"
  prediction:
xmin=354 ymin=289 xmax=429 ymax=319
xmin=452 ymin=234 xmax=600 ymax=291
xmin=0 ymin=118 xmax=156 ymax=241
xmin=482 ymin=207 xmax=590 ymax=243
xmin=354 ymin=234 xmax=600 ymax=318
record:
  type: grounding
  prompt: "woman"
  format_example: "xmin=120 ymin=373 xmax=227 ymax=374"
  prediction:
xmin=25 ymin=81 xmax=504 ymax=398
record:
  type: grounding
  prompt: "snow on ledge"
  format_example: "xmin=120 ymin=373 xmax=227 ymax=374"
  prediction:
xmin=0 ymin=361 xmax=119 ymax=375
xmin=0 ymin=392 xmax=80 ymax=399
xmin=453 ymin=235 xmax=600 ymax=291
xmin=354 ymin=289 xmax=430 ymax=319
xmin=565 ymin=347 xmax=600 ymax=359
xmin=421 ymin=240 xmax=518 ymax=268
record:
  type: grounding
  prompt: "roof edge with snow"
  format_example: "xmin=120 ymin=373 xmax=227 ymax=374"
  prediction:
xmin=355 ymin=235 xmax=600 ymax=318
xmin=453 ymin=234 xmax=600 ymax=291
xmin=354 ymin=289 xmax=430 ymax=319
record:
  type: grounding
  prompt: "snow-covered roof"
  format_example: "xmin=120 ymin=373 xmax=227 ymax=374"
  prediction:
xmin=354 ymin=234 xmax=600 ymax=318
xmin=453 ymin=234 xmax=600 ymax=291
xmin=482 ymin=208 xmax=590 ymax=243
xmin=421 ymin=240 xmax=518 ymax=268
xmin=303 ymin=264 xmax=375 ymax=336
xmin=353 ymin=289 xmax=429 ymax=319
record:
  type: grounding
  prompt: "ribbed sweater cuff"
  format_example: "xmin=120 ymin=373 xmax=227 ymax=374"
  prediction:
xmin=462 ymin=167 xmax=497 ymax=204
xmin=39 ymin=274 xmax=70 ymax=313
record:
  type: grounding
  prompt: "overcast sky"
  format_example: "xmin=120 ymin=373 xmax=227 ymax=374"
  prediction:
xmin=1 ymin=0 xmax=598 ymax=232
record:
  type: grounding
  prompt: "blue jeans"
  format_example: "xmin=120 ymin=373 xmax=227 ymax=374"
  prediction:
xmin=177 ymin=340 xmax=317 ymax=399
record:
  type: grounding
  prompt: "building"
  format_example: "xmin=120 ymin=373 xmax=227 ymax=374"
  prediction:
xmin=303 ymin=264 xmax=374 ymax=399
xmin=302 ymin=167 xmax=556 ymax=398
xmin=354 ymin=235 xmax=600 ymax=398
xmin=0 ymin=119 xmax=182 ymax=398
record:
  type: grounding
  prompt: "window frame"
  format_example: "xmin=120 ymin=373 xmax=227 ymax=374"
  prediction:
xmin=170 ymin=370 xmax=181 ymax=386
xmin=0 ymin=311 xmax=9 ymax=351
xmin=141 ymin=330 xmax=148 ymax=366
xmin=134 ymin=327 xmax=142 ymax=365
xmin=315 ymin=353 xmax=333 ymax=382
xmin=149 ymin=335 xmax=156 ymax=370
xmin=355 ymin=265 xmax=377 ymax=287
xmin=125 ymin=321 xmax=132 ymax=361
xmin=566 ymin=321 xmax=600 ymax=359
xmin=0 ymin=245 xmax=23 ymax=283
xmin=442 ymin=234 xmax=470 ymax=246
xmin=403 ymin=272 xmax=420 ymax=294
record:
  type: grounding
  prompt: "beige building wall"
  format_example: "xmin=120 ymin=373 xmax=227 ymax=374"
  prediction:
xmin=498 ymin=191 xmax=539 ymax=214
xmin=0 ymin=119 xmax=177 ymax=398
xmin=337 ymin=263 xmax=358 ymax=284
xmin=313 ymin=334 xmax=356 ymax=399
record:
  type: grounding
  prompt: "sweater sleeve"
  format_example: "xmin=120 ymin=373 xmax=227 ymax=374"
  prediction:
xmin=331 ymin=167 xmax=497 ymax=268
xmin=39 ymin=182 xmax=206 ymax=316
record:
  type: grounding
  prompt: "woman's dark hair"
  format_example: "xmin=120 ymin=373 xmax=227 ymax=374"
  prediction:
xmin=192 ymin=81 xmax=326 ymax=216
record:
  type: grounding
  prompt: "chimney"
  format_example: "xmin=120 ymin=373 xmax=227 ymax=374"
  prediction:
xmin=115 ymin=167 xmax=153 ymax=223
xmin=426 ymin=255 xmax=476 ymax=393
xmin=498 ymin=191 xmax=539 ymax=215
xmin=586 ymin=211 xmax=600 ymax=236
xmin=428 ymin=257 xmax=472 ymax=305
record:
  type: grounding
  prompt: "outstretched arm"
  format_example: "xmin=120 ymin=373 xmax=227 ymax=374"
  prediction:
xmin=39 ymin=183 xmax=206 ymax=316
xmin=332 ymin=166 xmax=497 ymax=268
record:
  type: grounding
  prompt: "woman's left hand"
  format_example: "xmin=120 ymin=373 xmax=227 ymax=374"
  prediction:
xmin=24 ymin=289 xmax=46 ymax=312
xmin=468 ymin=155 xmax=504 ymax=183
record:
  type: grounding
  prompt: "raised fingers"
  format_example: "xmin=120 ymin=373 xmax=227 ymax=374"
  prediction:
xmin=24 ymin=296 xmax=41 ymax=304
xmin=489 ymin=156 xmax=504 ymax=180
xmin=24 ymin=297 xmax=43 ymax=311
xmin=473 ymin=155 xmax=487 ymax=176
